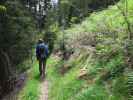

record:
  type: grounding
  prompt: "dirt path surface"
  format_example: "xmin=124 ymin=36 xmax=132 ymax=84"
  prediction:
xmin=39 ymin=80 xmax=49 ymax=100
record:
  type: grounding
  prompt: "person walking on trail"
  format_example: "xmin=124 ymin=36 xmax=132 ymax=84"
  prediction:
xmin=36 ymin=39 xmax=49 ymax=78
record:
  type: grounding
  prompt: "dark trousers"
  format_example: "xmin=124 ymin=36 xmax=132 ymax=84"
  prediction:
xmin=39 ymin=59 xmax=46 ymax=76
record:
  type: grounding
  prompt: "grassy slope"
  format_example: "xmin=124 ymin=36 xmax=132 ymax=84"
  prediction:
xmin=47 ymin=55 xmax=127 ymax=100
xmin=47 ymin=56 xmax=85 ymax=100
xmin=64 ymin=0 xmax=133 ymax=41
xmin=48 ymin=0 xmax=133 ymax=100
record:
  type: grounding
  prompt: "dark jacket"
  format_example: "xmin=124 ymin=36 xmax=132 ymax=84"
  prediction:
xmin=36 ymin=43 xmax=49 ymax=60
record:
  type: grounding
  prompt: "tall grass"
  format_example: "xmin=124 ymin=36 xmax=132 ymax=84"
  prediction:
xmin=47 ymin=56 xmax=85 ymax=100
xmin=18 ymin=62 xmax=40 ymax=100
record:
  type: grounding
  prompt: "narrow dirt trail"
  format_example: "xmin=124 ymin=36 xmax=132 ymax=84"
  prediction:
xmin=39 ymin=79 xmax=49 ymax=100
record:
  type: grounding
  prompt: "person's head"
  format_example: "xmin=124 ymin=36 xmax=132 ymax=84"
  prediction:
xmin=38 ymin=38 xmax=44 ymax=44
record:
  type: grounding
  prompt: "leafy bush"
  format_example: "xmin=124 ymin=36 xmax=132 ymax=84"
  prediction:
xmin=73 ymin=83 xmax=109 ymax=100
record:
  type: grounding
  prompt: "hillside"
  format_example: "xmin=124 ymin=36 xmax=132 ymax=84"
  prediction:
xmin=47 ymin=0 xmax=133 ymax=100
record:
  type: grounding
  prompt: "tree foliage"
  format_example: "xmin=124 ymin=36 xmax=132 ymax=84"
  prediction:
xmin=0 ymin=0 xmax=37 ymax=97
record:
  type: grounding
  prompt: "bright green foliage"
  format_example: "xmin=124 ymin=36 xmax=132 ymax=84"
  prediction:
xmin=19 ymin=61 xmax=40 ymax=100
xmin=127 ymin=72 xmax=133 ymax=100
xmin=111 ymin=75 xmax=128 ymax=100
xmin=49 ymin=0 xmax=133 ymax=100
xmin=73 ymin=84 xmax=109 ymax=100
xmin=47 ymin=51 xmax=127 ymax=100
xmin=0 ymin=5 xmax=6 ymax=12
xmin=62 ymin=0 xmax=133 ymax=42
xmin=47 ymin=56 xmax=85 ymax=100
xmin=58 ymin=0 xmax=119 ymax=26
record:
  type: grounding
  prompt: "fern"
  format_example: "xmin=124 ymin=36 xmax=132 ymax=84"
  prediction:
xmin=127 ymin=72 xmax=133 ymax=100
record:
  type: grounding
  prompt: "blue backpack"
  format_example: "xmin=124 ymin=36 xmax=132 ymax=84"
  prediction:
xmin=37 ymin=43 xmax=48 ymax=59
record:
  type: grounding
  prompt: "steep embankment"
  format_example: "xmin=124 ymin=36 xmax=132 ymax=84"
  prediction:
xmin=47 ymin=0 xmax=133 ymax=100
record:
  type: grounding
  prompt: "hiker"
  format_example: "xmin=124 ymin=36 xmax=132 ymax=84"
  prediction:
xmin=36 ymin=39 xmax=49 ymax=78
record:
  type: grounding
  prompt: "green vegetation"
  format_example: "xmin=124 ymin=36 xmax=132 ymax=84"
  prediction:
xmin=47 ymin=0 xmax=133 ymax=100
xmin=18 ymin=62 xmax=40 ymax=100
xmin=0 ymin=0 xmax=133 ymax=99
xmin=47 ymin=51 xmax=128 ymax=100
xmin=0 ymin=0 xmax=37 ymax=96
xmin=47 ymin=56 xmax=85 ymax=100
xmin=16 ymin=0 xmax=133 ymax=99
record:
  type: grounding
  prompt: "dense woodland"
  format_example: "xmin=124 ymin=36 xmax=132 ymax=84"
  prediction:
xmin=0 ymin=0 xmax=133 ymax=100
